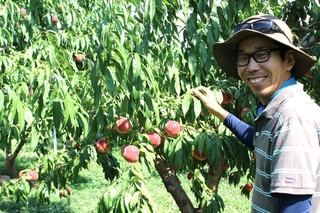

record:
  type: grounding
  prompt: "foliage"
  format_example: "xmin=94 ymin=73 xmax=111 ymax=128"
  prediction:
xmin=0 ymin=0 xmax=319 ymax=212
xmin=0 ymin=149 xmax=252 ymax=212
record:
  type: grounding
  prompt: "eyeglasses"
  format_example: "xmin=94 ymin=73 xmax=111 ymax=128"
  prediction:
xmin=234 ymin=48 xmax=280 ymax=67
xmin=233 ymin=19 xmax=287 ymax=37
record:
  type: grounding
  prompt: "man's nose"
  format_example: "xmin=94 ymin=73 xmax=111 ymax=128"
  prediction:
xmin=246 ymin=56 xmax=260 ymax=71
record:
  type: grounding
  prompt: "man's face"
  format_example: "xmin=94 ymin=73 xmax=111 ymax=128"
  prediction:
xmin=237 ymin=35 xmax=294 ymax=105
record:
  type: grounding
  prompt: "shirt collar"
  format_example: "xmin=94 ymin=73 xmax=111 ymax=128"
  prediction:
xmin=257 ymin=77 xmax=297 ymax=116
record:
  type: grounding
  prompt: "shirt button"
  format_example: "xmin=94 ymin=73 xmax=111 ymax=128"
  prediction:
xmin=255 ymin=132 xmax=259 ymax=136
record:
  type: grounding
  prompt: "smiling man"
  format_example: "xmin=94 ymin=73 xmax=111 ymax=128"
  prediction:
xmin=193 ymin=15 xmax=320 ymax=213
xmin=236 ymin=35 xmax=293 ymax=105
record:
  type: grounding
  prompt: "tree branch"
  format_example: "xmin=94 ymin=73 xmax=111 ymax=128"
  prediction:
xmin=154 ymin=153 xmax=198 ymax=213
xmin=6 ymin=139 xmax=26 ymax=178
xmin=207 ymin=159 xmax=223 ymax=193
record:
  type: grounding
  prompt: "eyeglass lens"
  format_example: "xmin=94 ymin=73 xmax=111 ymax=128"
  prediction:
xmin=235 ymin=49 xmax=271 ymax=67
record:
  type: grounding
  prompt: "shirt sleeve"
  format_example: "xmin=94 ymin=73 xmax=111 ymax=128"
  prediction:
xmin=223 ymin=113 xmax=255 ymax=150
xmin=278 ymin=194 xmax=312 ymax=213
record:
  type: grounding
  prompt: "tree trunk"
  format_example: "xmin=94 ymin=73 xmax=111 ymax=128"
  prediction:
xmin=154 ymin=153 xmax=198 ymax=213
xmin=5 ymin=140 xmax=25 ymax=178
xmin=207 ymin=159 xmax=224 ymax=193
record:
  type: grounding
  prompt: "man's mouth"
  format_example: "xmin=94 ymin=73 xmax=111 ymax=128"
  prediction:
xmin=248 ymin=77 xmax=266 ymax=84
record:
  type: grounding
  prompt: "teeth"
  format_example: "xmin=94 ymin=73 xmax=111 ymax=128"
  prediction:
xmin=249 ymin=77 xmax=265 ymax=84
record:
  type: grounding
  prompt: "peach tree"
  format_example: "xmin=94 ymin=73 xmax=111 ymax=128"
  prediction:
xmin=0 ymin=0 xmax=319 ymax=212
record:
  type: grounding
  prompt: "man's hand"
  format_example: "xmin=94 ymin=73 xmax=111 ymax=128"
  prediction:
xmin=193 ymin=86 xmax=229 ymax=121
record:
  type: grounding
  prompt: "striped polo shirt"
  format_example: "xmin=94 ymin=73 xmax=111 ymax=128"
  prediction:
xmin=252 ymin=84 xmax=320 ymax=213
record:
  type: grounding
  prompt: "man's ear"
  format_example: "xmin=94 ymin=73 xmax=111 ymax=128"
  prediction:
xmin=286 ymin=50 xmax=296 ymax=71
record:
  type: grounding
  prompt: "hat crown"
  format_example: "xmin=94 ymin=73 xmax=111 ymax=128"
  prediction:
xmin=242 ymin=15 xmax=293 ymax=43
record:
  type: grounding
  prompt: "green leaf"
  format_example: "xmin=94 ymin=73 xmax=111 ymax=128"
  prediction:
xmin=30 ymin=126 xmax=38 ymax=150
xmin=140 ymin=152 xmax=153 ymax=178
xmin=16 ymin=100 xmax=25 ymax=131
xmin=124 ymin=192 xmax=132 ymax=211
xmin=145 ymin=0 xmax=156 ymax=22
xmin=143 ymin=92 xmax=154 ymax=112
xmin=167 ymin=137 xmax=179 ymax=163
xmin=174 ymin=70 xmax=181 ymax=95
xmin=0 ymin=90 xmax=4 ymax=111
xmin=42 ymin=80 xmax=50 ymax=105
xmin=105 ymin=68 xmax=115 ymax=95
xmin=181 ymin=92 xmax=192 ymax=116
xmin=132 ymin=84 xmax=142 ymax=100
xmin=53 ymin=101 xmax=62 ymax=131
xmin=65 ymin=93 xmax=78 ymax=125
xmin=12 ymin=192 xmax=18 ymax=203
xmin=193 ymin=97 xmax=201 ymax=119
xmin=120 ymin=196 xmax=126 ymax=213
xmin=139 ymin=141 xmax=155 ymax=166
xmin=194 ymin=133 xmax=205 ymax=153
xmin=129 ymin=191 xmax=140 ymax=209
xmin=134 ymin=53 xmax=142 ymax=77
xmin=221 ymin=136 xmax=236 ymax=161
xmin=77 ymin=112 xmax=89 ymax=136
xmin=131 ymin=163 xmax=144 ymax=180
xmin=22 ymin=180 xmax=31 ymax=193
xmin=94 ymin=84 xmax=102 ymax=112
xmin=24 ymin=108 xmax=34 ymax=129
xmin=188 ymin=52 xmax=197 ymax=76
xmin=134 ymin=181 xmax=156 ymax=208
xmin=210 ymin=138 xmax=222 ymax=169
xmin=173 ymin=140 xmax=183 ymax=169
xmin=47 ymin=45 xmax=55 ymax=65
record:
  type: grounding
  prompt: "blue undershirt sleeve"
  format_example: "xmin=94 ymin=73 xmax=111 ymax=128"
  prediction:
xmin=223 ymin=113 xmax=255 ymax=150
xmin=277 ymin=194 xmax=312 ymax=213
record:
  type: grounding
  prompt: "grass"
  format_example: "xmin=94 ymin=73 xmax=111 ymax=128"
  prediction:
xmin=0 ymin=146 xmax=251 ymax=213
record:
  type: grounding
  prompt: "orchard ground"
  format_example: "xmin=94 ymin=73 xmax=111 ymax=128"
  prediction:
xmin=0 ymin=145 xmax=251 ymax=213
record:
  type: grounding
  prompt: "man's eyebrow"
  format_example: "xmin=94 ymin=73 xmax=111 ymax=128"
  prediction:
xmin=237 ymin=49 xmax=245 ymax=54
xmin=237 ymin=46 xmax=268 ymax=54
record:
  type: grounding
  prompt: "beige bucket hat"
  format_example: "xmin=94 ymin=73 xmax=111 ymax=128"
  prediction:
xmin=213 ymin=14 xmax=317 ymax=80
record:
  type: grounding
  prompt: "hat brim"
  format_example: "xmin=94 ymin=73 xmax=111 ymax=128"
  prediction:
xmin=213 ymin=29 xmax=317 ymax=80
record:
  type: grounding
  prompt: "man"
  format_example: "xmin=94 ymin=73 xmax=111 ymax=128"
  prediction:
xmin=193 ymin=14 xmax=320 ymax=213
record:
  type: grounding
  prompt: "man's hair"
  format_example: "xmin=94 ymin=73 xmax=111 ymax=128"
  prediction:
xmin=275 ymin=41 xmax=296 ymax=75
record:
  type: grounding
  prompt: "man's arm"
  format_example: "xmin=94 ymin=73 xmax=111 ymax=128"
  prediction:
xmin=193 ymin=86 xmax=255 ymax=149
xmin=223 ymin=113 xmax=255 ymax=150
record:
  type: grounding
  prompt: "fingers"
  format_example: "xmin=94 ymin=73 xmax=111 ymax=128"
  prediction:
xmin=193 ymin=86 xmax=209 ymax=98
xmin=193 ymin=88 xmax=202 ymax=98
xmin=191 ymin=86 xmax=228 ymax=120
xmin=193 ymin=86 xmax=204 ymax=94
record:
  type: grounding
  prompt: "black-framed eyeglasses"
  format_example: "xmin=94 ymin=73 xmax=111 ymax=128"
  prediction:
xmin=233 ymin=19 xmax=287 ymax=38
xmin=233 ymin=48 xmax=280 ymax=67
